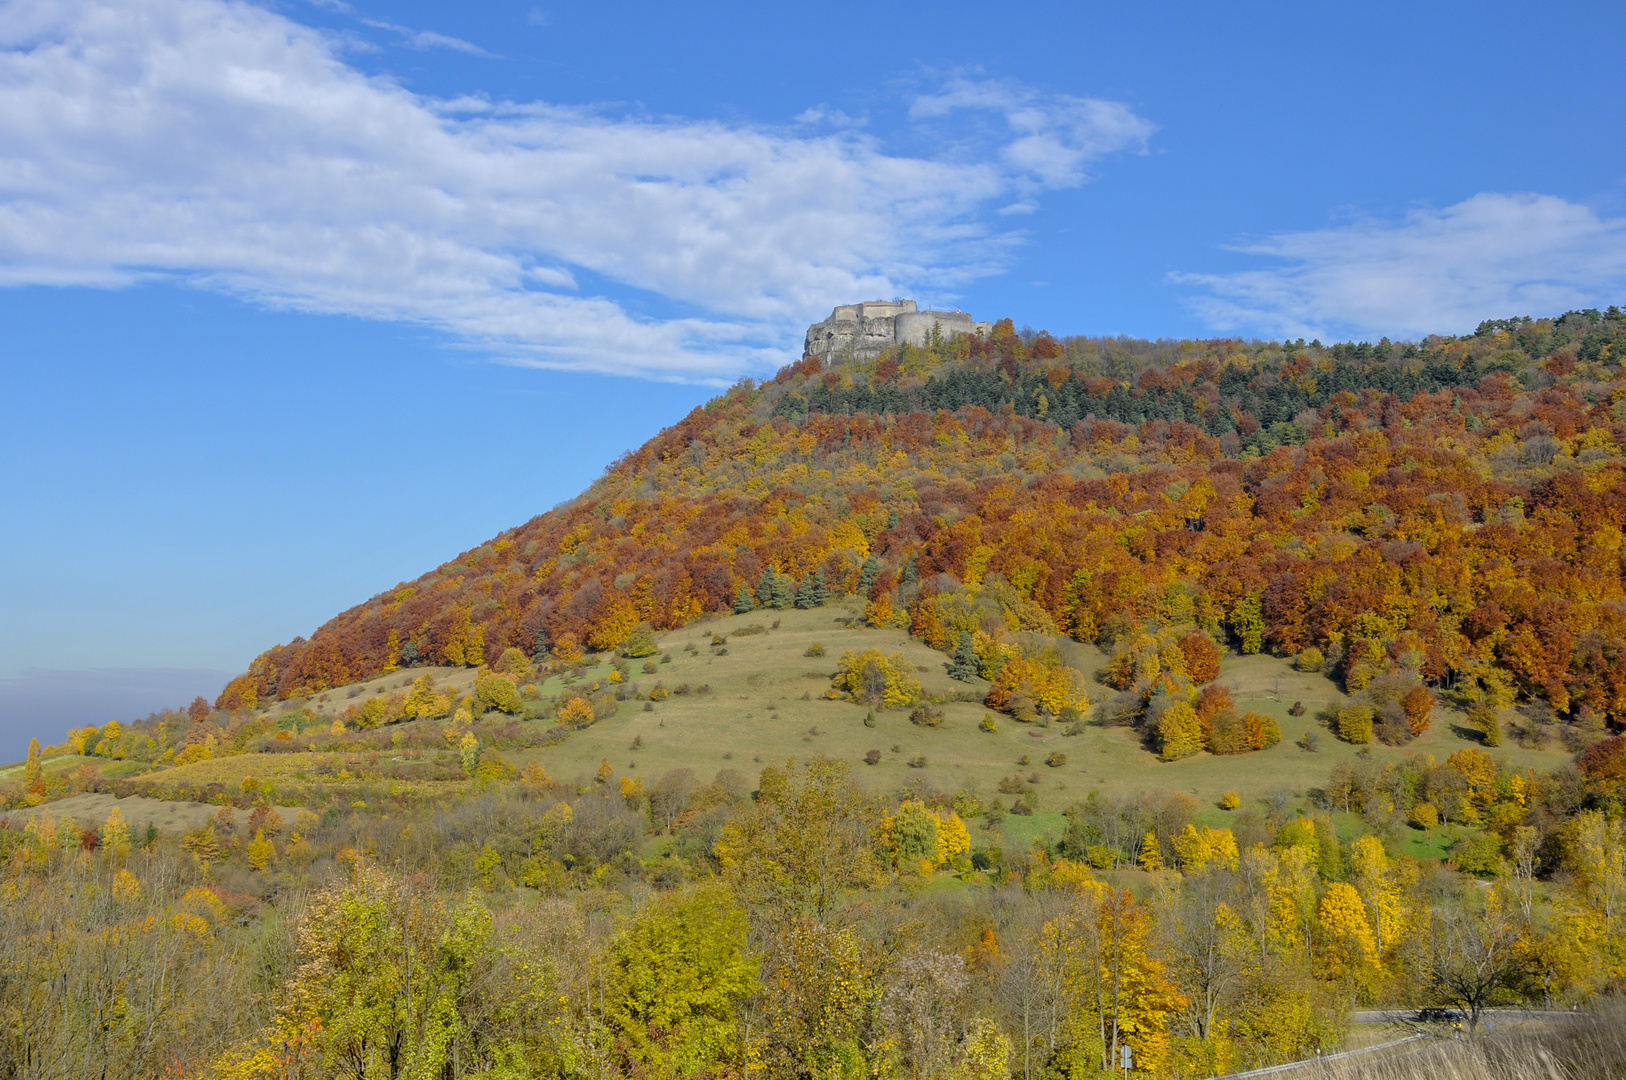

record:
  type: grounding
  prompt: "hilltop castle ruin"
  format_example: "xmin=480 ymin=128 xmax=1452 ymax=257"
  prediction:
xmin=803 ymin=300 xmax=992 ymax=361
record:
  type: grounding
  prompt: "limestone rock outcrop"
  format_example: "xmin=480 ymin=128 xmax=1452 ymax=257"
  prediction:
xmin=804 ymin=300 xmax=992 ymax=361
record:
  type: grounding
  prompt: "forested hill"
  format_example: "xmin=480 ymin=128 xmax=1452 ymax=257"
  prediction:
xmin=221 ymin=308 xmax=1626 ymax=726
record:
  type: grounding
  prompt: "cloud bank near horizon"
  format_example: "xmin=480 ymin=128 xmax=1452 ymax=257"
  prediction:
xmin=0 ymin=0 xmax=1152 ymax=381
xmin=1179 ymin=193 xmax=1626 ymax=343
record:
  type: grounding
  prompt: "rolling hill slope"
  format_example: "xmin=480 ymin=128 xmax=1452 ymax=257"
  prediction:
xmin=219 ymin=308 xmax=1626 ymax=745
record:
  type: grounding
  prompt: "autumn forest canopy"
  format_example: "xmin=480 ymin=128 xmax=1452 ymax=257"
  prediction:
xmin=226 ymin=306 xmax=1626 ymax=733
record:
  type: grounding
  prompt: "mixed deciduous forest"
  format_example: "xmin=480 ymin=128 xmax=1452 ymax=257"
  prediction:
xmin=220 ymin=307 xmax=1626 ymax=737
xmin=5 ymin=309 xmax=1626 ymax=1079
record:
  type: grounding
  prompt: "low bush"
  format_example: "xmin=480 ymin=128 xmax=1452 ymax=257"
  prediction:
xmin=909 ymin=705 xmax=945 ymax=727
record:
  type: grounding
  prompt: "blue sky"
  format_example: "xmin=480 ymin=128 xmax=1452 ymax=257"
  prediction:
xmin=1 ymin=0 xmax=1623 ymax=758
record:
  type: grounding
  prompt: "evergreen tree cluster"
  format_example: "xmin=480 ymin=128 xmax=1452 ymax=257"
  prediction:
xmin=772 ymin=307 xmax=1626 ymax=452
xmin=736 ymin=567 xmax=830 ymax=612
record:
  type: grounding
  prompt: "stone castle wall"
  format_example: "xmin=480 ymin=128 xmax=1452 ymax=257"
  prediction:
xmin=804 ymin=300 xmax=991 ymax=361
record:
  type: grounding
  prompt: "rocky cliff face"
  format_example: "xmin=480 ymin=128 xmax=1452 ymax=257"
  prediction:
xmin=804 ymin=300 xmax=991 ymax=360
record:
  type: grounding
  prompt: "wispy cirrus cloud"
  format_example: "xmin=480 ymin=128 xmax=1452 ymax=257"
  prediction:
xmin=307 ymin=0 xmax=488 ymax=54
xmin=911 ymin=77 xmax=1157 ymax=193
xmin=0 ymin=0 xmax=1153 ymax=380
xmin=1177 ymin=193 xmax=1626 ymax=341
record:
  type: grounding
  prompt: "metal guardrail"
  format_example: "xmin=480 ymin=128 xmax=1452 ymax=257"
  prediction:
xmin=1207 ymin=1008 xmax=1583 ymax=1078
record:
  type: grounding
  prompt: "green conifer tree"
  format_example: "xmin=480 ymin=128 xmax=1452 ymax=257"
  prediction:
xmin=770 ymin=571 xmax=796 ymax=610
xmin=532 ymin=627 xmax=549 ymax=664
xmin=810 ymin=567 xmax=829 ymax=606
xmin=758 ymin=568 xmax=778 ymax=608
xmin=947 ymin=632 xmax=979 ymax=681
xmin=858 ymin=556 xmax=882 ymax=596
xmin=794 ymin=576 xmax=816 ymax=609
xmin=734 ymin=582 xmax=757 ymax=614
xmin=900 ymin=554 xmax=918 ymax=587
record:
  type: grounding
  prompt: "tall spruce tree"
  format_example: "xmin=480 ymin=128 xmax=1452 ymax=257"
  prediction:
xmin=900 ymin=554 xmax=918 ymax=586
xmin=770 ymin=570 xmax=796 ymax=609
xmin=947 ymin=632 xmax=979 ymax=681
xmin=532 ymin=627 xmax=549 ymax=664
xmin=810 ymin=567 xmax=829 ymax=606
xmin=858 ymin=555 xmax=882 ymax=596
xmin=794 ymin=576 xmax=816 ymax=609
xmin=734 ymin=582 xmax=757 ymax=614
xmin=758 ymin=568 xmax=778 ymax=608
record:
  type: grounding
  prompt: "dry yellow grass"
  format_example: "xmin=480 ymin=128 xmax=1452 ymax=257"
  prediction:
xmin=1289 ymin=1001 xmax=1625 ymax=1080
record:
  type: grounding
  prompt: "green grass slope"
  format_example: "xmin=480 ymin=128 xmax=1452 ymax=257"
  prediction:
xmin=511 ymin=604 xmax=1571 ymax=809
xmin=12 ymin=601 xmax=1574 ymax=867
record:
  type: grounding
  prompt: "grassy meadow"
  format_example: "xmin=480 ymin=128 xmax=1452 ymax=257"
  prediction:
xmin=509 ymin=604 xmax=1572 ymax=822
xmin=5 ymin=600 xmax=1577 ymax=866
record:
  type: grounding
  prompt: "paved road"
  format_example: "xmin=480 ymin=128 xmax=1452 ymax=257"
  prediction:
xmin=1353 ymin=1007 xmax=1581 ymax=1024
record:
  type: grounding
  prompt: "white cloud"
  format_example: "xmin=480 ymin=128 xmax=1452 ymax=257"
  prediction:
xmin=1177 ymin=193 xmax=1626 ymax=341
xmin=910 ymin=77 xmax=1156 ymax=188
xmin=0 ymin=1 xmax=1152 ymax=380
xmin=357 ymin=16 xmax=492 ymax=56
xmin=794 ymin=105 xmax=864 ymax=129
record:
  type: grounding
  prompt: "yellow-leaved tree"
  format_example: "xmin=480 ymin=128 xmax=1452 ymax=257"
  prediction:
xmin=1042 ymin=886 xmax=1183 ymax=1077
xmin=474 ymin=673 xmax=523 ymax=714
xmin=443 ymin=608 xmax=471 ymax=666
xmin=552 ymin=632 xmax=584 ymax=666
xmin=1351 ymin=835 xmax=1409 ymax=964
xmin=403 ymin=675 xmax=453 ymax=718
xmin=1157 ymin=702 xmax=1204 ymax=761
xmin=1170 ymin=825 xmax=1239 ymax=872
xmin=589 ymin=595 xmax=640 ymax=653
xmin=936 ymin=810 xmax=971 ymax=866
xmin=101 ymin=806 xmax=131 ymax=859
xmin=985 ymin=651 xmax=1089 ymax=720
xmin=1571 ymin=810 xmax=1626 ymax=942
xmin=247 ymin=830 xmax=275 ymax=872
xmin=831 ymin=650 xmax=921 ymax=708
xmin=558 ymin=697 xmax=595 ymax=727
xmin=1316 ymin=882 xmax=1377 ymax=984
xmin=606 ymin=883 xmax=759 ymax=1076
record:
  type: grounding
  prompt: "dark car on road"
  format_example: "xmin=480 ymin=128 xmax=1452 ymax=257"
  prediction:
xmin=1416 ymin=1008 xmax=1462 ymax=1022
